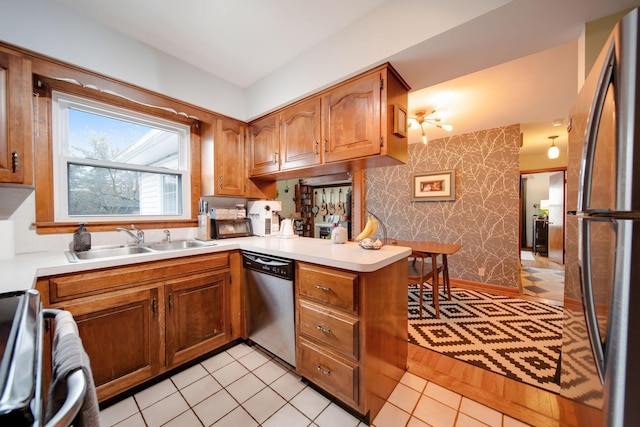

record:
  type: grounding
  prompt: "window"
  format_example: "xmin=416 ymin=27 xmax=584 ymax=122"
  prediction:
xmin=52 ymin=91 xmax=191 ymax=222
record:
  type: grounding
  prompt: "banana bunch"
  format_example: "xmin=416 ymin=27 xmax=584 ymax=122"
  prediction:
xmin=354 ymin=215 xmax=379 ymax=241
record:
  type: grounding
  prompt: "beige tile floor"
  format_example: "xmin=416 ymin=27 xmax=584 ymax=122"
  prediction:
xmin=99 ymin=343 xmax=532 ymax=427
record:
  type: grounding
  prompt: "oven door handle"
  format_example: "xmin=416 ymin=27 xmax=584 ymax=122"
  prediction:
xmin=44 ymin=369 xmax=87 ymax=427
xmin=42 ymin=309 xmax=88 ymax=427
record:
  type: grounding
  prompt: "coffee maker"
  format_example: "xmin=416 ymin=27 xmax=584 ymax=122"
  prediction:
xmin=247 ymin=201 xmax=282 ymax=236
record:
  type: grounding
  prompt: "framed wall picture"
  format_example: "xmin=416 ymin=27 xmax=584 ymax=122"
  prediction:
xmin=393 ymin=104 xmax=407 ymax=137
xmin=411 ymin=169 xmax=456 ymax=201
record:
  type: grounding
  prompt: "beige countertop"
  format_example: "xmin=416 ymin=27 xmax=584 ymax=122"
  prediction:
xmin=0 ymin=236 xmax=411 ymax=293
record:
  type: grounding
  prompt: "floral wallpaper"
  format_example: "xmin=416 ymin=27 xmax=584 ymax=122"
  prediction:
xmin=365 ymin=125 xmax=521 ymax=289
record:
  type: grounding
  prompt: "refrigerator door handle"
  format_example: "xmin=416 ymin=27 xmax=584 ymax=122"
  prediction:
xmin=577 ymin=44 xmax=616 ymax=212
xmin=578 ymin=218 xmax=606 ymax=383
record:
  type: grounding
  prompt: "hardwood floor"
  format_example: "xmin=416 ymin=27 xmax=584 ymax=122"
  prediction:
xmin=520 ymin=249 xmax=564 ymax=271
xmin=407 ymin=344 xmax=598 ymax=427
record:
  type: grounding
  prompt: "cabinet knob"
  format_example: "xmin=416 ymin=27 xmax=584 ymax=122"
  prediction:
xmin=314 ymin=141 xmax=319 ymax=154
xmin=273 ymin=151 xmax=278 ymax=164
xmin=315 ymin=285 xmax=331 ymax=292
xmin=218 ymin=176 xmax=223 ymax=188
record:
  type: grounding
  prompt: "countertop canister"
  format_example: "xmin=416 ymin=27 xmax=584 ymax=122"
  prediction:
xmin=331 ymin=224 xmax=348 ymax=244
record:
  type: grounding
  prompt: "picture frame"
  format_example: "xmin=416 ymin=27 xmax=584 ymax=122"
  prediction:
xmin=393 ymin=104 xmax=407 ymax=137
xmin=411 ymin=169 xmax=456 ymax=201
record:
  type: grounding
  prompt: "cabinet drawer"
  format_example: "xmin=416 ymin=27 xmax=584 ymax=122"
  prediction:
xmin=47 ymin=253 xmax=229 ymax=302
xmin=298 ymin=338 xmax=358 ymax=406
xmin=299 ymin=300 xmax=358 ymax=359
xmin=297 ymin=263 xmax=358 ymax=311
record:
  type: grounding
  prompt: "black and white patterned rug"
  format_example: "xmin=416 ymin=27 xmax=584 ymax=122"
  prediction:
xmin=408 ymin=285 xmax=562 ymax=393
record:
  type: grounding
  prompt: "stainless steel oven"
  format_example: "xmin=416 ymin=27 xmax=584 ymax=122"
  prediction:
xmin=0 ymin=290 xmax=95 ymax=426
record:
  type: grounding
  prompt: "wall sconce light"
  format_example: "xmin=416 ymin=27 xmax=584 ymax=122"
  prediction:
xmin=547 ymin=135 xmax=559 ymax=159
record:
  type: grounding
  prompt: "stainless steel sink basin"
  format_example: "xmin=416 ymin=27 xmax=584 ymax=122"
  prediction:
xmin=66 ymin=240 xmax=215 ymax=262
xmin=145 ymin=240 xmax=212 ymax=251
xmin=66 ymin=244 xmax=153 ymax=262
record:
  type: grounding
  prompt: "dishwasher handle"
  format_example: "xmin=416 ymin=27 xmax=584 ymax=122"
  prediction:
xmin=248 ymin=255 xmax=289 ymax=267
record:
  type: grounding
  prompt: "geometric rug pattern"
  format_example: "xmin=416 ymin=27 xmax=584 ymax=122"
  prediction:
xmin=408 ymin=285 xmax=563 ymax=393
xmin=521 ymin=267 xmax=565 ymax=303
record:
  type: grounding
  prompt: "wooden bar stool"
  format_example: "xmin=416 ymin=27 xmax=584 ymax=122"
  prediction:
xmin=407 ymin=251 xmax=448 ymax=318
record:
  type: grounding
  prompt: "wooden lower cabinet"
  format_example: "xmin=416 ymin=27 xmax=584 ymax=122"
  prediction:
xmin=64 ymin=287 xmax=162 ymax=399
xmin=36 ymin=252 xmax=239 ymax=402
xmin=165 ymin=270 xmax=229 ymax=368
xmin=295 ymin=259 xmax=408 ymax=422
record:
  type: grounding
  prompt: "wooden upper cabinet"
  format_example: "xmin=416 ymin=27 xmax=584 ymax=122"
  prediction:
xmin=281 ymin=97 xmax=322 ymax=170
xmin=322 ymin=72 xmax=381 ymax=163
xmin=215 ymin=118 xmax=245 ymax=195
xmin=249 ymin=113 xmax=280 ymax=175
xmin=247 ymin=63 xmax=408 ymax=180
xmin=0 ymin=49 xmax=33 ymax=185
xmin=201 ymin=118 xmax=275 ymax=198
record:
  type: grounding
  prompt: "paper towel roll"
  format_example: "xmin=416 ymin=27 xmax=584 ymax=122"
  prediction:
xmin=0 ymin=220 xmax=15 ymax=260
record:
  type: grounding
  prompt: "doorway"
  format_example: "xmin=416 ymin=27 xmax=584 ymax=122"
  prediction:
xmin=520 ymin=169 xmax=565 ymax=259
xmin=519 ymin=168 xmax=566 ymax=303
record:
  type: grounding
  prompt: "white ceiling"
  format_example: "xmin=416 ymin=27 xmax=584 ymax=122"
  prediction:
xmin=52 ymin=0 xmax=640 ymax=156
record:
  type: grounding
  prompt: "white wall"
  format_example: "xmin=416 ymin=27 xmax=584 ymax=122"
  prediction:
xmin=0 ymin=0 xmax=246 ymax=120
xmin=522 ymin=172 xmax=553 ymax=247
xmin=244 ymin=0 xmax=512 ymax=119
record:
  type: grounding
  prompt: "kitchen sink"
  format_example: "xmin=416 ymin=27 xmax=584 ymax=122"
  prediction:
xmin=145 ymin=240 xmax=212 ymax=251
xmin=66 ymin=244 xmax=153 ymax=262
xmin=66 ymin=240 xmax=215 ymax=262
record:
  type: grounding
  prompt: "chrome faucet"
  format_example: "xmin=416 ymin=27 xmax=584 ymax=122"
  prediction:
xmin=116 ymin=224 xmax=145 ymax=244
xmin=163 ymin=229 xmax=171 ymax=243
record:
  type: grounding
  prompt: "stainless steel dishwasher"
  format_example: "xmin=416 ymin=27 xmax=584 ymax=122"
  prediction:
xmin=242 ymin=251 xmax=296 ymax=367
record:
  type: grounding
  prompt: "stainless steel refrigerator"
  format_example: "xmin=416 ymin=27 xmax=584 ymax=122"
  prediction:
xmin=561 ymin=8 xmax=640 ymax=427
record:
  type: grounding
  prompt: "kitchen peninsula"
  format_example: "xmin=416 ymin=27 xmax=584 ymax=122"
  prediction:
xmin=0 ymin=236 xmax=410 ymax=423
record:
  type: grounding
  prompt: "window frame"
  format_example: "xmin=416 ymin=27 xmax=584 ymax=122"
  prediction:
xmin=31 ymin=70 xmax=204 ymax=235
xmin=52 ymin=91 xmax=192 ymax=223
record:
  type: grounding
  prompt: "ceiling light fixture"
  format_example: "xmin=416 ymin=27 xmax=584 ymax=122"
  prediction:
xmin=547 ymin=135 xmax=560 ymax=159
xmin=408 ymin=109 xmax=453 ymax=144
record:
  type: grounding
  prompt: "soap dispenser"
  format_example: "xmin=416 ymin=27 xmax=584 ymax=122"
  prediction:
xmin=73 ymin=223 xmax=91 ymax=252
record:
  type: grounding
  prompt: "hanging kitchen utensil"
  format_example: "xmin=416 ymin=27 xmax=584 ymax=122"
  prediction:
xmin=312 ymin=191 xmax=320 ymax=216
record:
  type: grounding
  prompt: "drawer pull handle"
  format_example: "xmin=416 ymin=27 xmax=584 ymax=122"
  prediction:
xmin=315 ymin=285 xmax=331 ymax=291
xmin=315 ymin=325 xmax=331 ymax=334
xmin=316 ymin=365 xmax=331 ymax=376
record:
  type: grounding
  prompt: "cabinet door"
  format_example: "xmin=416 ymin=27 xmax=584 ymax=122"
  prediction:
xmin=165 ymin=270 xmax=228 ymax=367
xmin=0 ymin=49 xmax=33 ymax=184
xmin=322 ymin=72 xmax=381 ymax=163
xmin=281 ymin=98 xmax=322 ymax=170
xmin=249 ymin=113 xmax=280 ymax=175
xmin=215 ymin=118 xmax=246 ymax=196
xmin=61 ymin=287 xmax=162 ymax=401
